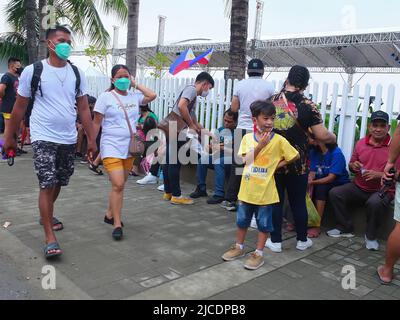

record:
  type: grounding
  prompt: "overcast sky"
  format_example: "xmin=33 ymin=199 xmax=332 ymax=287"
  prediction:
xmin=1 ymin=0 xmax=399 ymax=46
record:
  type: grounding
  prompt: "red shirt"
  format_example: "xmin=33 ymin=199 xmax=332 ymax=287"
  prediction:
xmin=350 ymin=134 xmax=399 ymax=193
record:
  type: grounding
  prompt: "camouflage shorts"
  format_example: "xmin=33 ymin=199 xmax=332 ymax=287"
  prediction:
xmin=32 ymin=141 xmax=76 ymax=189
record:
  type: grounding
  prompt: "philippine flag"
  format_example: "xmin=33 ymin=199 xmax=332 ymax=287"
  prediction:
xmin=169 ymin=48 xmax=196 ymax=75
xmin=189 ymin=48 xmax=214 ymax=66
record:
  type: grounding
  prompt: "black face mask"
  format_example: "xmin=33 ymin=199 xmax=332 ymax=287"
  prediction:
xmin=284 ymin=90 xmax=304 ymax=105
xmin=16 ymin=67 xmax=24 ymax=75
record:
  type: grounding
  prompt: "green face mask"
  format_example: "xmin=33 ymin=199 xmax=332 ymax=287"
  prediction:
xmin=114 ymin=77 xmax=131 ymax=91
xmin=51 ymin=41 xmax=72 ymax=60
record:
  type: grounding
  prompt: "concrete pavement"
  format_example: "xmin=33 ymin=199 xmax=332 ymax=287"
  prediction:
xmin=0 ymin=148 xmax=399 ymax=300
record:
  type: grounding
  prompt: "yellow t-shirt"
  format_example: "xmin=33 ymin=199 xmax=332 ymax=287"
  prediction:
xmin=237 ymin=132 xmax=299 ymax=206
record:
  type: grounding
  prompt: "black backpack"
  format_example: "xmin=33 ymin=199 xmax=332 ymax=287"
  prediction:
xmin=30 ymin=60 xmax=81 ymax=106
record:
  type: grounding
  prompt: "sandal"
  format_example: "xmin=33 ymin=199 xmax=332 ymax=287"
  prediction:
xmin=39 ymin=217 xmax=64 ymax=231
xmin=104 ymin=216 xmax=124 ymax=227
xmin=286 ymin=222 xmax=296 ymax=232
xmin=307 ymin=227 xmax=321 ymax=238
xmin=44 ymin=242 xmax=62 ymax=259
xmin=89 ymin=163 xmax=103 ymax=175
xmin=112 ymin=227 xmax=123 ymax=240
xmin=376 ymin=266 xmax=392 ymax=285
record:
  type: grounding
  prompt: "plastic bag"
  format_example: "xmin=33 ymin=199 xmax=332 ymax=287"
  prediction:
xmin=306 ymin=194 xmax=321 ymax=227
xmin=189 ymin=137 xmax=210 ymax=159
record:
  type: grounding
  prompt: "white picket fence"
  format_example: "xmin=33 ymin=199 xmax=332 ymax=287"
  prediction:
xmin=86 ymin=75 xmax=400 ymax=164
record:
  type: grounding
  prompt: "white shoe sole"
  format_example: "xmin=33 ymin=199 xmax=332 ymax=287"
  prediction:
xmin=296 ymin=245 xmax=313 ymax=251
xmin=265 ymin=244 xmax=282 ymax=253
xmin=327 ymin=233 xmax=355 ymax=238
xmin=244 ymin=260 xmax=265 ymax=270
xmin=225 ymin=206 xmax=236 ymax=212
xmin=137 ymin=181 xmax=157 ymax=185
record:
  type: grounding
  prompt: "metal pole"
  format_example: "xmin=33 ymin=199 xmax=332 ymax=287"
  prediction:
xmin=346 ymin=67 xmax=355 ymax=93
xmin=157 ymin=15 xmax=167 ymax=51
xmin=112 ymin=25 xmax=120 ymax=65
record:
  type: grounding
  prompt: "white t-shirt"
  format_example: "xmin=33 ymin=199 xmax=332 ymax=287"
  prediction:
xmin=94 ymin=90 xmax=143 ymax=159
xmin=233 ymin=77 xmax=275 ymax=130
xmin=18 ymin=59 xmax=87 ymax=144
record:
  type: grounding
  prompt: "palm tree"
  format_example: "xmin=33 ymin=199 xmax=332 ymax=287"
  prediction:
xmin=0 ymin=0 xmax=128 ymax=64
xmin=224 ymin=0 xmax=249 ymax=80
xmin=25 ymin=0 xmax=38 ymax=63
xmin=38 ymin=0 xmax=48 ymax=60
xmin=126 ymin=0 xmax=139 ymax=76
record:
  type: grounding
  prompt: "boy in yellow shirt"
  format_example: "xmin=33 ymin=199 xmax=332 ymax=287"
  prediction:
xmin=222 ymin=101 xmax=299 ymax=270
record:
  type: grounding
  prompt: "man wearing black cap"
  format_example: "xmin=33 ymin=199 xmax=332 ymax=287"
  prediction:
xmin=328 ymin=110 xmax=398 ymax=251
xmin=220 ymin=59 xmax=275 ymax=212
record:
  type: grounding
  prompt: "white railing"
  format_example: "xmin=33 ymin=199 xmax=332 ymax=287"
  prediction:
xmin=86 ymin=75 xmax=400 ymax=164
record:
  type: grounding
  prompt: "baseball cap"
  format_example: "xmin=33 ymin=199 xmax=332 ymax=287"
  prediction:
xmin=370 ymin=110 xmax=389 ymax=123
xmin=247 ymin=59 xmax=264 ymax=74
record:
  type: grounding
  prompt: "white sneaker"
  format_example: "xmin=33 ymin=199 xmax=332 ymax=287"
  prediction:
xmin=157 ymin=184 xmax=165 ymax=192
xmin=265 ymin=238 xmax=282 ymax=253
xmin=327 ymin=228 xmax=355 ymax=238
xmin=137 ymin=173 xmax=158 ymax=185
xmin=296 ymin=238 xmax=313 ymax=251
xmin=250 ymin=217 xmax=257 ymax=229
xmin=365 ymin=235 xmax=379 ymax=251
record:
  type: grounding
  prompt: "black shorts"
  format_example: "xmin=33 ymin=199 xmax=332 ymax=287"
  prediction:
xmin=32 ymin=141 xmax=76 ymax=189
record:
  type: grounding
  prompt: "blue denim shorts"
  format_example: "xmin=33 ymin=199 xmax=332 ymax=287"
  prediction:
xmin=236 ymin=201 xmax=274 ymax=233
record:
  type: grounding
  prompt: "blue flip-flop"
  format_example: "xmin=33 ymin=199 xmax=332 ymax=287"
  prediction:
xmin=39 ymin=217 xmax=64 ymax=231
xmin=44 ymin=242 xmax=62 ymax=259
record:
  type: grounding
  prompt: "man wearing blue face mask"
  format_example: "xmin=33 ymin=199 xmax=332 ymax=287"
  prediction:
xmin=3 ymin=25 xmax=97 ymax=259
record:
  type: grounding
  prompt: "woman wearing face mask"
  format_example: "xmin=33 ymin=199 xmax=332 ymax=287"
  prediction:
xmin=307 ymin=136 xmax=349 ymax=238
xmin=266 ymin=65 xmax=336 ymax=253
xmin=93 ymin=64 xmax=156 ymax=240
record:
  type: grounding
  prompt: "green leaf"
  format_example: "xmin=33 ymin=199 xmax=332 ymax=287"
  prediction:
xmin=0 ymin=32 xmax=29 ymax=64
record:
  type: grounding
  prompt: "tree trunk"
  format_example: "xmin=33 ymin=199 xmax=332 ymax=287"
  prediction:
xmin=25 ymin=0 xmax=38 ymax=64
xmin=227 ymin=0 xmax=249 ymax=80
xmin=38 ymin=0 xmax=48 ymax=60
xmin=126 ymin=0 xmax=140 ymax=76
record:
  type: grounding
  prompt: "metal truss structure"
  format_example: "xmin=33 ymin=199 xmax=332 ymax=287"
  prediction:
xmin=72 ymin=31 xmax=400 ymax=74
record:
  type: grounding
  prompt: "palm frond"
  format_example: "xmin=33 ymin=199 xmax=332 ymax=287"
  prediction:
xmin=98 ymin=0 xmax=128 ymax=23
xmin=0 ymin=32 xmax=29 ymax=64
xmin=5 ymin=0 xmax=28 ymax=32
xmin=4 ymin=0 xmax=127 ymax=49
xmin=223 ymin=0 xmax=232 ymax=19
xmin=59 ymin=0 xmax=110 ymax=47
